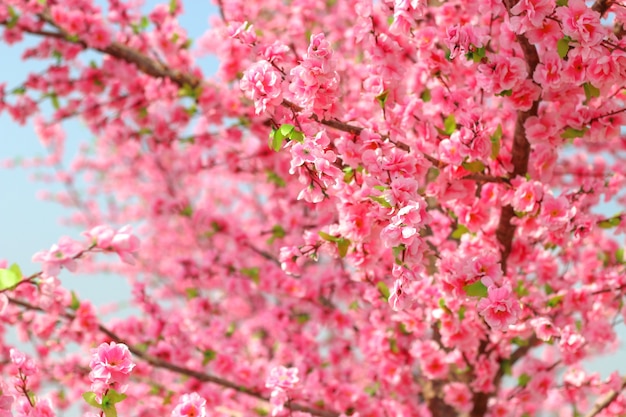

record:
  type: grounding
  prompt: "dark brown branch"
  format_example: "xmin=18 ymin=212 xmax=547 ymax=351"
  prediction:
xmin=9 ymin=297 xmax=341 ymax=417
xmin=0 ymin=13 xmax=202 ymax=89
xmin=494 ymin=0 xmax=541 ymax=275
xmin=591 ymin=0 xmax=613 ymax=16
xmin=583 ymin=376 xmax=626 ymax=417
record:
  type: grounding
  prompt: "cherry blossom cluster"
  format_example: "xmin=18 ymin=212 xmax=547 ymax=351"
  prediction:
xmin=265 ymin=366 xmax=299 ymax=416
xmin=1 ymin=0 xmax=626 ymax=416
xmin=88 ymin=342 xmax=135 ymax=399
xmin=31 ymin=225 xmax=140 ymax=277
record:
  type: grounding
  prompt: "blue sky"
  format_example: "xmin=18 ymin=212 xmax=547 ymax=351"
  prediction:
xmin=0 ymin=0 xmax=218 ymax=312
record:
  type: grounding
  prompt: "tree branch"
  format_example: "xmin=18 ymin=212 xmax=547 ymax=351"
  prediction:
xmin=583 ymin=376 xmax=626 ymax=417
xmin=8 ymin=297 xmax=341 ymax=417
xmin=591 ymin=0 xmax=614 ymax=16
xmin=495 ymin=0 xmax=541 ymax=275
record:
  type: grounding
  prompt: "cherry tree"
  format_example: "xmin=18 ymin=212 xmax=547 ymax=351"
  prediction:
xmin=1 ymin=0 xmax=626 ymax=416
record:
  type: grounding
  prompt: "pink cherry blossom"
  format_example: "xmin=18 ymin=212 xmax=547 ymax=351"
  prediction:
xmin=477 ymin=284 xmax=521 ymax=331
xmin=171 ymin=393 xmax=207 ymax=417
xmin=240 ymin=61 xmax=283 ymax=115
xmin=266 ymin=366 xmax=299 ymax=390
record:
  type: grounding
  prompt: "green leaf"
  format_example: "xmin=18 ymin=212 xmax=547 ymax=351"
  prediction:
xmin=502 ymin=360 xmax=512 ymax=376
xmin=458 ymin=305 xmax=467 ymax=320
xmin=557 ymin=37 xmax=570 ymax=59
xmin=515 ymin=280 xmax=529 ymax=297
xmin=599 ymin=216 xmax=621 ymax=229
xmin=69 ymin=291 xmax=80 ymax=310
xmin=518 ymin=373 xmax=531 ymax=388
xmin=103 ymin=406 xmax=118 ymax=417
xmin=104 ymin=390 xmax=127 ymax=405
xmin=547 ymin=294 xmax=564 ymax=307
xmin=451 ymin=224 xmax=469 ymax=240
xmin=375 ymin=90 xmax=389 ymax=109
xmin=318 ymin=231 xmax=340 ymax=242
xmin=290 ymin=130 xmax=304 ymax=142
xmin=343 ymin=167 xmax=355 ymax=183
xmin=254 ymin=407 xmax=270 ymax=416
xmin=561 ymin=127 xmax=586 ymax=139
xmin=369 ymin=195 xmax=392 ymax=208
xmin=421 ymin=88 xmax=431 ymax=102
xmin=279 ymin=124 xmax=295 ymax=138
xmin=169 ymin=0 xmax=177 ymax=13
xmin=583 ymin=82 xmax=600 ymax=101
xmin=443 ymin=114 xmax=456 ymax=135
xmin=512 ymin=337 xmax=529 ymax=347
xmin=337 ymin=238 xmax=351 ymax=258
xmin=388 ymin=337 xmax=399 ymax=353
xmin=6 ymin=6 xmax=19 ymax=29
xmin=179 ymin=205 xmax=193 ymax=217
xmin=50 ymin=93 xmax=60 ymax=110
xmin=271 ymin=225 xmax=286 ymax=239
xmin=83 ymin=392 xmax=102 ymax=409
xmin=202 ymin=349 xmax=217 ymax=365
xmin=241 ymin=267 xmax=260 ymax=284
xmin=616 ymin=248 xmax=624 ymax=264
xmin=266 ymin=170 xmax=286 ymax=187
xmin=294 ymin=312 xmax=310 ymax=324
xmin=463 ymin=281 xmax=488 ymax=297
xmin=377 ymin=281 xmax=390 ymax=300
xmin=364 ymin=382 xmax=380 ymax=397
xmin=268 ymin=129 xmax=284 ymax=152
xmin=556 ymin=0 xmax=568 ymax=6
xmin=0 ymin=264 xmax=23 ymax=291
xmin=495 ymin=89 xmax=513 ymax=97
xmin=462 ymin=160 xmax=485 ymax=173
xmin=491 ymin=124 xmax=502 ymax=159
xmin=185 ymin=288 xmax=199 ymax=299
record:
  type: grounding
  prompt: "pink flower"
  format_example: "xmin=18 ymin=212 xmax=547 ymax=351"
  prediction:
xmin=511 ymin=179 xmax=544 ymax=213
xmin=110 ymin=225 xmax=141 ymax=264
xmin=240 ymin=61 xmax=283 ymax=115
xmin=266 ymin=366 xmax=299 ymax=390
xmin=31 ymin=236 xmax=83 ymax=276
xmin=443 ymin=382 xmax=473 ymax=413
xmin=530 ymin=317 xmax=560 ymax=341
xmin=555 ymin=0 xmax=605 ymax=46
xmin=171 ymin=393 xmax=207 ymax=417
xmin=89 ymin=342 xmax=135 ymax=391
xmin=509 ymin=0 xmax=554 ymax=33
xmin=10 ymin=349 xmax=38 ymax=376
xmin=269 ymin=388 xmax=288 ymax=417
xmin=476 ymin=284 xmax=521 ymax=330
xmin=533 ymin=51 xmax=563 ymax=88
xmin=307 ymin=33 xmax=332 ymax=60
xmin=83 ymin=225 xmax=115 ymax=249
xmin=389 ymin=279 xmax=411 ymax=311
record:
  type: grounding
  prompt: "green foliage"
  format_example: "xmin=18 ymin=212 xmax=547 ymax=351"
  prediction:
xmin=463 ymin=280 xmax=488 ymax=297
xmin=462 ymin=160 xmax=485 ymax=173
xmin=561 ymin=127 xmax=586 ymax=139
xmin=268 ymin=124 xmax=304 ymax=152
xmin=583 ymin=82 xmax=600 ymax=103
xmin=377 ymin=281 xmax=390 ymax=300
xmin=518 ymin=373 xmax=531 ymax=388
xmin=598 ymin=216 xmax=621 ymax=229
xmin=369 ymin=195 xmax=392 ymax=208
xmin=0 ymin=263 xmax=23 ymax=291
xmin=241 ymin=267 xmax=260 ymax=284
xmin=202 ymin=349 xmax=217 ymax=365
xmin=557 ymin=37 xmax=570 ymax=59
xmin=491 ymin=124 xmax=502 ymax=159
xmin=70 ymin=291 xmax=81 ymax=310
